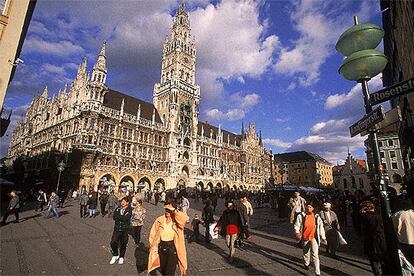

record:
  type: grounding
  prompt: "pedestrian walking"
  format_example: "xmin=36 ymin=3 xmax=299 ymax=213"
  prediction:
xmin=211 ymin=193 xmax=218 ymax=212
xmin=360 ymin=200 xmax=386 ymax=276
xmin=107 ymin=191 xmax=118 ymax=217
xmin=1 ymin=191 xmax=20 ymax=225
xmin=392 ymin=199 xmax=414 ymax=267
xmin=100 ymin=191 xmax=109 ymax=217
xmin=180 ymin=195 xmax=190 ymax=219
xmin=289 ymin=191 xmax=306 ymax=224
xmin=44 ymin=192 xmax=60 ymax=218
xmin=148 ymin=200 xmax=188 ymax=275
xmin=189 ymin=213 xmax=202 ymax=243
xmin=130 ymin=199 xmax=146 ymax=246
xmin=109 ymin=197 xmax=132 ymax=265
xmin=236 ymin=193 xmax=251 ymax=247
xmin=87 ymin=192 xmax=98 ymax=218
xmin=36 ymin=189 xmax=47 ymax=212
xmin=79 ymin=191 xmax=88 ymax=218
xmin=202 ymin=199 xmax=214 ymax=243
xmin=215 ymin=200 xmax=243 ymax=262
xmin=319 ymin=202 xmax=340 ymax=257
xmin=294 ymin=202 xmax=326 ymax=276
xmin=154 ymin=192 xmax=160 ymax=206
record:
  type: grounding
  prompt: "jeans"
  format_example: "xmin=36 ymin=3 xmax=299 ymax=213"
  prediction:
xmin=226 ymin=234 xmax=237 ymax=257
xmin=80 ymin=205 xmax=87 ymax=217
xmin=44 ymin=207 xmax=59 ymax=218
xmin=88 ymin=208 xmax=96 ymax=217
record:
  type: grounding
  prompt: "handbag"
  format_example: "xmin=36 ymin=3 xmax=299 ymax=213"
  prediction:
xmin=338 ymin=231 xmax=347 ymax=245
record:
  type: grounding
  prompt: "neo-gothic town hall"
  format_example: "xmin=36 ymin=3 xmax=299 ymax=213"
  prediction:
xmin=7 ymin=3 xmax=271 ymax=193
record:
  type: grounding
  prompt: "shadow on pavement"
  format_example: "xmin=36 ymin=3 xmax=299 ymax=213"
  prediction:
xmin=245 ymin=241 xmax=359 ymax=276
xmin=134 ymin=244 xmax=149 ymax=274
xmin=193 ymin=234 xmax=274 ymax=276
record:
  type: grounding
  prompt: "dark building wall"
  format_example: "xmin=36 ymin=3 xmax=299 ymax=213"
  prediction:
xmin=381 ymin=0 xmax=414 ymax=199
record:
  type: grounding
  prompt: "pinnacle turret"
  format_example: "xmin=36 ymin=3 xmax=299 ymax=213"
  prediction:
xmin=92 ymin=41 xmax=107 ymax=84
xmin=41 ymin=86 xmax=48 ymax=98
xmin=76 ymin=57 xmax=87 ymax=79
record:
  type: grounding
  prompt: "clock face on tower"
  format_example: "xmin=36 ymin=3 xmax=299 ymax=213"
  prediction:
xmin=184 ymin=57 xmax=189 ymax=64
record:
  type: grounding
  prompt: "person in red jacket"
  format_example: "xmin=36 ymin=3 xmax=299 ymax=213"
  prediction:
xmin=215 ymin=200 xmax=243 ymax=262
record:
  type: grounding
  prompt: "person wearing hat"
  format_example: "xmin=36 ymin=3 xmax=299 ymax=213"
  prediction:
xmin=1 ymin=190 xmax=20 ymax=225
xmin=319 ymin=202 xmax=340 ymax=257
xmin=109 ymin=197 xmax=132 ymax=265
xmin=215 ymin=200 xmax=243 ymax=262
xmin=148 ymin=199 xmax=188 ymax=275
xmin=294 ymin=202 xmax=326 ymax=276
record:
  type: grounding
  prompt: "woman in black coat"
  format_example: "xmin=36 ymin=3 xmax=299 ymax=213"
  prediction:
xmin=360 ymin=200 xmax=386 ymax=276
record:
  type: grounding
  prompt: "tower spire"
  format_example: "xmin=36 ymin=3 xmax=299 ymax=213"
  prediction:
xmin=92 ymin=41 xmax=107 ymax=84
xmin=76 ymin=57 xmax=87 ymax=79
xmin=41 ymin=86 xmax=48 ymax=98
xmin=259 ymin=129 xmax=262 ymax=145
xmin=241 ymin=120 xmax=245 ymax=139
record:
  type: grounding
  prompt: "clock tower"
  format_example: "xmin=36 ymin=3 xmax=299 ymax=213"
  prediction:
xmin=153 ymin=2 xmax=200 ymax=184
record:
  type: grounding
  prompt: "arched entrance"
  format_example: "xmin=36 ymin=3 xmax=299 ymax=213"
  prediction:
xmin=98 ymin=174 xmax=116 ymax=193
xmin=196 ymin=181 xmax=204 ymax=191
xmin=206 ymin=182 xmax=213 ymax=192
xmin=138 ymin=177 xmax=151 ymax=191
xmin=120 ymin=175 xmax=134 ymax=193
xmin=154 ymin=178 xmax=166 ymax=191
xmin=181 ymin=166 xmax=189 ymax=178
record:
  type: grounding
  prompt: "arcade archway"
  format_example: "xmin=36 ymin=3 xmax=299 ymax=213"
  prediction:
xmin=138 ymin=177 xmax=151 ymax=191
xmin=154 ymin=178 xmax=166 ymax=191
xmin=98 ymin=174 xmax=116 ymax=192
xmin=119 ymin=175 xmax=134 ymax=193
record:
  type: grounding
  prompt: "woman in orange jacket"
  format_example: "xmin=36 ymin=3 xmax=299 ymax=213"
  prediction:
xmin=148 ymin=199 xmax=189 ymax=275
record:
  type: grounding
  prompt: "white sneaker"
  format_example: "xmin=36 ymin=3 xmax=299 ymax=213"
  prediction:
xmin=109 ymin=256 xmax=119 ymax=265
xmin=118 ymin=257 xmax=124 ymax=265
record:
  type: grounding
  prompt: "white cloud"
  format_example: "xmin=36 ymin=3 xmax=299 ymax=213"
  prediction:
xmin=273 ymin=1 xmax=379 ymax=88
xmin=204 ymin=92 xmax=259 ymax=122
xmin=191 ymin=0 xmax=280 ymax=100
xmin=325 ymin=74 xmax=383 ymax=109
xmin=43 ymin=63 xmax=66 ymax=75
xmin=263 ymin=138 xmax=292 ymax=149
xmin=275 ymin=117 xmax=290 ymax=123
xmin=205 ymin=108 xmax=245 ymax=121
xmin=310 ymin=119 xmax=349 ymax=134
xmin=25 ymin=37 xmax=84 ymax=56
xmin=287 ymin=118 xmax=366 ymax=164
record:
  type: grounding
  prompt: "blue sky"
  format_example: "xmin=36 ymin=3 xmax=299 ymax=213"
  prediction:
xmin=2 ymin=0 xmax=386 ymax=163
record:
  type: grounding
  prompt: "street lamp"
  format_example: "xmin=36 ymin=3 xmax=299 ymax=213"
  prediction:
xmin=56 ymin=161 xmax=66 ymax=193
xmin=336 ymin=16 xmax=400 ymax=275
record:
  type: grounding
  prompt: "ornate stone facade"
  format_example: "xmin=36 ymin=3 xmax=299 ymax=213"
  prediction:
xmin=6 ymin=3 xmax=270 ymax=193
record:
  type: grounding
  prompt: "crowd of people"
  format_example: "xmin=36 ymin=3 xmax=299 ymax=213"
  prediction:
xmin=1 ymin=186 xmax=413 ymax=275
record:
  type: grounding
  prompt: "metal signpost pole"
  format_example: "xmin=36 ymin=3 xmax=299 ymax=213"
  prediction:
xmin=336 ymin=16 xmax=401 ymax=274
